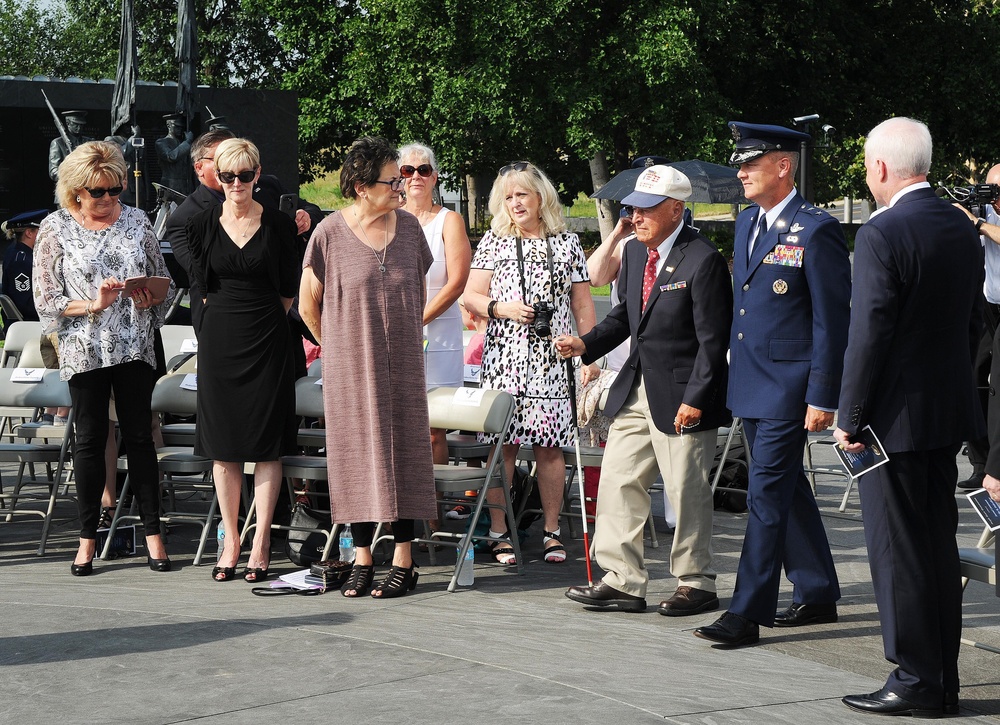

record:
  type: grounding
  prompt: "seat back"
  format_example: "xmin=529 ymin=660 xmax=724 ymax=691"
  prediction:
xmin=0 ymin=367 xmax=71 ymax=408
xmin=151 ymin=373 xmax=198 ymax=416
xmin=294 ymin=376 xmax=325 ymax=418
xmin=2 ymin=321 xmax=44 ymax=367
xmin=18 ymin=338 xmax=46 ymax=368
xmin=159 ymin=325 xmax=196 ymax=362
xmin=427 ymin=387 xmax=515 ymax=435
xmin=0 ymin=294 xmax=25 ymax=324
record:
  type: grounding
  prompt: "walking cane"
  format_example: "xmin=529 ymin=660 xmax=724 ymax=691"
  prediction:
xmin=564 ymin=358 xmax=595 ymax=587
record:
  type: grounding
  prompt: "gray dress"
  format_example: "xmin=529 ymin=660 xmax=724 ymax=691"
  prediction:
xmin=303 ymin=209 xmax=436 ymax=524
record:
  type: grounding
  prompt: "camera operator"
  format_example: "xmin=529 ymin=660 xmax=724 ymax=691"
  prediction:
xmin=953 ymin=163 xmax=1000 ymax=490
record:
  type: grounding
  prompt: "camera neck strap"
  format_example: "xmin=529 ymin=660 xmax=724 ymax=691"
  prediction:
xmin=515 ymin=235 xmax=556 ymax=305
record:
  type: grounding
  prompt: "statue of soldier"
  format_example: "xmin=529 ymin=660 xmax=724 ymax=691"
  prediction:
xmin=155 ymin=113 xmax=194 ymax=195
xmin=48 ymin=110 xmax=94 ymax=182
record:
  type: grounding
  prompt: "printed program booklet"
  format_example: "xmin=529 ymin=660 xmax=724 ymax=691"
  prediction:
xmin=834 ymin=425 xmax=890 ymax=477
xmin=966 ymin=488 xmax=1000 ymax=532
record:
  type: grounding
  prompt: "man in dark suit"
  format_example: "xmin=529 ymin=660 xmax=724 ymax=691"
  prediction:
xmin=695 ymin=122 xmax=851 ymax=647
xmin=835 ymin=117 xmax=984 ymax=718
xmin=164 ymin=129 xmax=323 ymax=333
xmin=557 ymin=165 xmax=732 ymax=615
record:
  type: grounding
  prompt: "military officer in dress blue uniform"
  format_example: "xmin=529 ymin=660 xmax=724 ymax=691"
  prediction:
xmin=1 ymin=209 xmax=47 ymax=332
xmin=695 ymin=122 xmax=851 ymax=647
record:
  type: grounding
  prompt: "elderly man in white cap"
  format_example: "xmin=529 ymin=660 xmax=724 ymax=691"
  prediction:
xmin=557 ymin=166 xmax=732 ymax=614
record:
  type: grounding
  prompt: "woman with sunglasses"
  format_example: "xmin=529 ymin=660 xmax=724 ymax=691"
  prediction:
xmin=34 ymin=140 xmax=175 ymax=576
xmin=399 ymin=143 xmax=471 ymax=466
xmin=299 ymin=136 xmax=436 ymax=598
xmin=185 ymin=137 xmax=300 ymax=583
xmin=463 ymin=161 xmax=598 ymax=565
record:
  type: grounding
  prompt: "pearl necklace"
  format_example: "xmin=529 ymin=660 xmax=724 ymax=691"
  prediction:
xmin=353 ymin=206 xmax=388 ymax=273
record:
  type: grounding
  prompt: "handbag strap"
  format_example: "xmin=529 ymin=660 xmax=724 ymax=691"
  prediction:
xmin=251 ymin=586 xmax=325 ymax=597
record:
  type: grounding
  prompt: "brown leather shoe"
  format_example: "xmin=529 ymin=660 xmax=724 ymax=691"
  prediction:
xmin=565 ymin=581 xmax=647 ymax=612
xmin=658 ymin=586 xmax=720 ymax=617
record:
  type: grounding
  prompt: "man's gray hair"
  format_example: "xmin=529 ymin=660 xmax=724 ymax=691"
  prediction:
xmin=865 ymin=117 xmax=932 ymax=178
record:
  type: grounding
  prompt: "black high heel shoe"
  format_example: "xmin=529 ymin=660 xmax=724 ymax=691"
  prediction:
xmin=341 ymin=564 xmax=375 ymax=597
xmin=147 ymin=556 xmax=172 ymax=572
xmin=243 ymin=565 xmax=269 ymax=583
xmin=71 ymin=560 xmax=93 ymax=576
xmin=371 ymin=563 xmax=419 ymax=598
xmin=212 ymin=566 xmax=237 ymax=582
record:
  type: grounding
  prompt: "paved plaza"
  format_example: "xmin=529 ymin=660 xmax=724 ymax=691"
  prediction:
xmin=0 ymin=442 xmax=997 ymax=724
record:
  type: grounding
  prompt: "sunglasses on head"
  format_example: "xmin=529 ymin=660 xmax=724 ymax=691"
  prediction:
xmin=498 ymin=161 xmax=532 ymax=176
xmin=400 ymin=164 xmax=434 ymax=178
xmin=85 ymin=186 xmax=123 ymax=199
xmin=217 ymin=169 xmax=257 ymax=184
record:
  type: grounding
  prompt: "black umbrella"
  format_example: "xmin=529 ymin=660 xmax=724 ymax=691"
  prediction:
xmin=591 ymin=160 xmax=748 ymax=205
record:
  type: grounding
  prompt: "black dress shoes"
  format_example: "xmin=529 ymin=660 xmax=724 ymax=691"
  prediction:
xmin=70 ymin=560 xmax=94 ymax=577
xmin=773 ymin=601 xmax=838 ymax=627
xmin=957 ymin=471 xmax=985 ymax=490
xmin=943 ymin=691 xmax=959 ymax=716
xmin=694 ymin=611 xmax=759 ymax=646
xmin=658 ymin=586 xmax=720 ymax=617
xmin=565 ymin=581 xmax=647 ymax=612
xmin=842 ymin=686 xmax=942 ymax=718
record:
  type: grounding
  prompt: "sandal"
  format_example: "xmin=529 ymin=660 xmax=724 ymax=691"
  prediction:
xmin=543 ymin=530 xmax=567 ymax=564
xmin=371 ymin=563 xmax=419 ymax=598
xmin=488 ymin=536 xmax=517 ymax=566
xmin=212 ymin=566 xmax=236 ymax=582
xmin=341 ymin=564 xmax=375 ymax=597
xmin=97 ymin=507 xmax=114 ymax=530
xmin=243 ymin=565 xmax=270 ymax=583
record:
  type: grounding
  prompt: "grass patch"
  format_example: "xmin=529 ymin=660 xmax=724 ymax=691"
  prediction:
xmin=300 ymin=172 xmax=350 ymax=211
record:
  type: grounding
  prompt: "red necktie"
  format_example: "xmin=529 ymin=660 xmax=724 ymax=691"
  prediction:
xmin=642 ymin=248 xmax=660 ymax=312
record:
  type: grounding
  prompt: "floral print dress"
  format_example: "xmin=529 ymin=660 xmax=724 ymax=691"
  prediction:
xmin=472 ymin=230 xmax=589 ymax=447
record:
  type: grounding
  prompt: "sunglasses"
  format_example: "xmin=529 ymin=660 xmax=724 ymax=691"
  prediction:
xmin=85 ymin=186 xmax=123 ymax=199
xmin=622 ymin=200 xmax=667 ymax=217
xmin=217 ymin=169 xmax=257 ymax=184
xmin=400 ymin=164 xmax=434 ymax=178
xmin=499 ymin=161 xmax=532 ymax=176
xmin=373 ymin=177 xmax=405 ymax=191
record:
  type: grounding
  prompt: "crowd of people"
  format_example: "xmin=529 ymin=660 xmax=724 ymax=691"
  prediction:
xmin=4 ymin=114 xmax=1000 ymax=718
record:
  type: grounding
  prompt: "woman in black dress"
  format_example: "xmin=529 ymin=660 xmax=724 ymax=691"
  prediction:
xmin=186 ymin=138 xmax=299 ymax=583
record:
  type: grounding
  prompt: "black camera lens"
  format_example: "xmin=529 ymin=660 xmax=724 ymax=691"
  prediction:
xmin=531 ymin=302 xmax=554 ymax=338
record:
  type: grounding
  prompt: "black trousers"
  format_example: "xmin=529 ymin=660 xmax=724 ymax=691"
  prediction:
xmin=351 ymin=520 xmax=416 ymax=548
xmin=966 ymin=300 xmax=1000 ymax=468
xmin=69 ymin=361 xmax=161 ymax=539
xmin=859 ymin=445 xmax=962 ymax=706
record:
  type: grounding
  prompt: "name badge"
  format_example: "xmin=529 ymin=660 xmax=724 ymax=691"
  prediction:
xmin=660 ymin=281 xmax=687 ymax=291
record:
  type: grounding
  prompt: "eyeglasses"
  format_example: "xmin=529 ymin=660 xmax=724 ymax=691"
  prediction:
xmin=84 ymin=186 xmax=123 ymax=199
xmin=217 ymin=169 xmax=257 ymax=184
xmin=622 ymin=200 xmax=666 ymax=217
xmin=197 ymin=156 xmax=215 ymax=163
xmin=499 ymin=161 xmax=532 ymax=175
xmin=400 ymin=164 xmax=434 ymax=178
xmin=373 ymin=177 xmax=405 ymax=191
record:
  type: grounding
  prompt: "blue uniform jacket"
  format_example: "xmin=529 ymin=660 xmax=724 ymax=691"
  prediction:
xmin=728 ymin=192 xmax=851 ymax=419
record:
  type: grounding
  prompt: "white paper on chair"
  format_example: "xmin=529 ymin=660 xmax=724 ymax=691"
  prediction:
xmin=180 ymin=338 xmax=198 ymax=353
xmin=453 ymin=387 xmax=486 ymax=406
xmin=10 ymin=367 xmax=45 ymax=382
xmin=179 ymin=373 xmax=198 ymax=391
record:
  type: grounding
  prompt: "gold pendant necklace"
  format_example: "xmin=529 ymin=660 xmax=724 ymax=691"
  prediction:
xmin=353 ymin=207 xmax=388 ymax=273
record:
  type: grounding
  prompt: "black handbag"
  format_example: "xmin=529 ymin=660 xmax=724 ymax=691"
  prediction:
xmin=285 ymin=503 xmax=331 ymax=567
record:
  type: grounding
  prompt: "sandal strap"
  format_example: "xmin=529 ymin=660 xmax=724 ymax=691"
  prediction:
xmin=543 ymin=531 xmax=562 ymax=544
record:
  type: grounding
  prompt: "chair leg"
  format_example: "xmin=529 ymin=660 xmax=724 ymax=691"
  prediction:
xmin=193 ymin=489 xmax=219 ymax=566
xmin=101 ymin=474 xmax=131 ymax=560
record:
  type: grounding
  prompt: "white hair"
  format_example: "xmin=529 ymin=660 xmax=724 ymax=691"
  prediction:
xmin=865 ymin=117 xmax=932 ymax=178
xmin=398 ymin=142 xmax=437 ymax=171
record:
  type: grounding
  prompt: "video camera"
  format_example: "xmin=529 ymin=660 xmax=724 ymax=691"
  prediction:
xmin=936 ymin=184 xmax=1000 ymax=212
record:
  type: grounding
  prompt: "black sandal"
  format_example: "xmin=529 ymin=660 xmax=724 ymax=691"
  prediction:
xmin=371 ymin=563 xmax=419 ymax=598
xmin=98 ymin=507 xmax=114 ymax=530
xmin=542 ymin=530 xmax=567 ymax=564
xmin=243 ymin=566 xmax=269 ymax=583
xmin=341 ymin=564 xmax=375 ymax=597
xmin=212 ymin=566 xmax=236 ymax=582
xmin=487 ymin=537 xmax=517 ymax=565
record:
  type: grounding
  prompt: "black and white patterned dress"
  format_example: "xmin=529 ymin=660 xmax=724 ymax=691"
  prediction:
xmin=472 ymin=230 xmax=589 ymax=447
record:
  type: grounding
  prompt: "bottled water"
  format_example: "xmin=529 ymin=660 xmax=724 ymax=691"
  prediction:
xmin=216 ymin=519 xmax=225 ymax=561
xmin=339 ymin=524 xmax=355 ymax=563
xmin=457 ymin=545 xmax=475 ymax=586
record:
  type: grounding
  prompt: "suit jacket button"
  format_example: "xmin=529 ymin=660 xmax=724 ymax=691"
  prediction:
xmin=638 ymin=336 xmax=644 ymax=343
xmin=742 ymin=284 xmax=750 ymax=291
xmin=737 ymin=332 xmax=743 ymax=340
xmin=739 ymin=309 xmax=745 ymax=316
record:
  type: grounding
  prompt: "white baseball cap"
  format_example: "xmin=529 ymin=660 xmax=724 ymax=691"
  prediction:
xmin=620 ymin=165 xmax=692 ymax=207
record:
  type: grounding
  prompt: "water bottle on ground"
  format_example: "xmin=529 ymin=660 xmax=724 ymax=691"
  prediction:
xmin=339 ymin=524 xmax=355 ymax=563
xmin=457 ymin=544 xmax=475 ymax=586
xmin=216 ymin=519 xmax=225 ymax=561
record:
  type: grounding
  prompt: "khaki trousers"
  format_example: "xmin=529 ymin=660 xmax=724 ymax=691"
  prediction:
xmin=593 ymin=376 xmax=717 ymax=597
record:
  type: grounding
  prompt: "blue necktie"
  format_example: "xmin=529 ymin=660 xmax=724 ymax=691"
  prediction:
xmin=748 ymin=213 xmax=767 ymax=262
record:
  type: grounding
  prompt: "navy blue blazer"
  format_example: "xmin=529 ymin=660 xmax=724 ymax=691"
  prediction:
xmin=837 ymin=187 xmax=984 ymax=452
xmin=581 ymin=225 xmax=732 ymax=435
xmin=729 ymin=192 xmax=851 ymax=420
